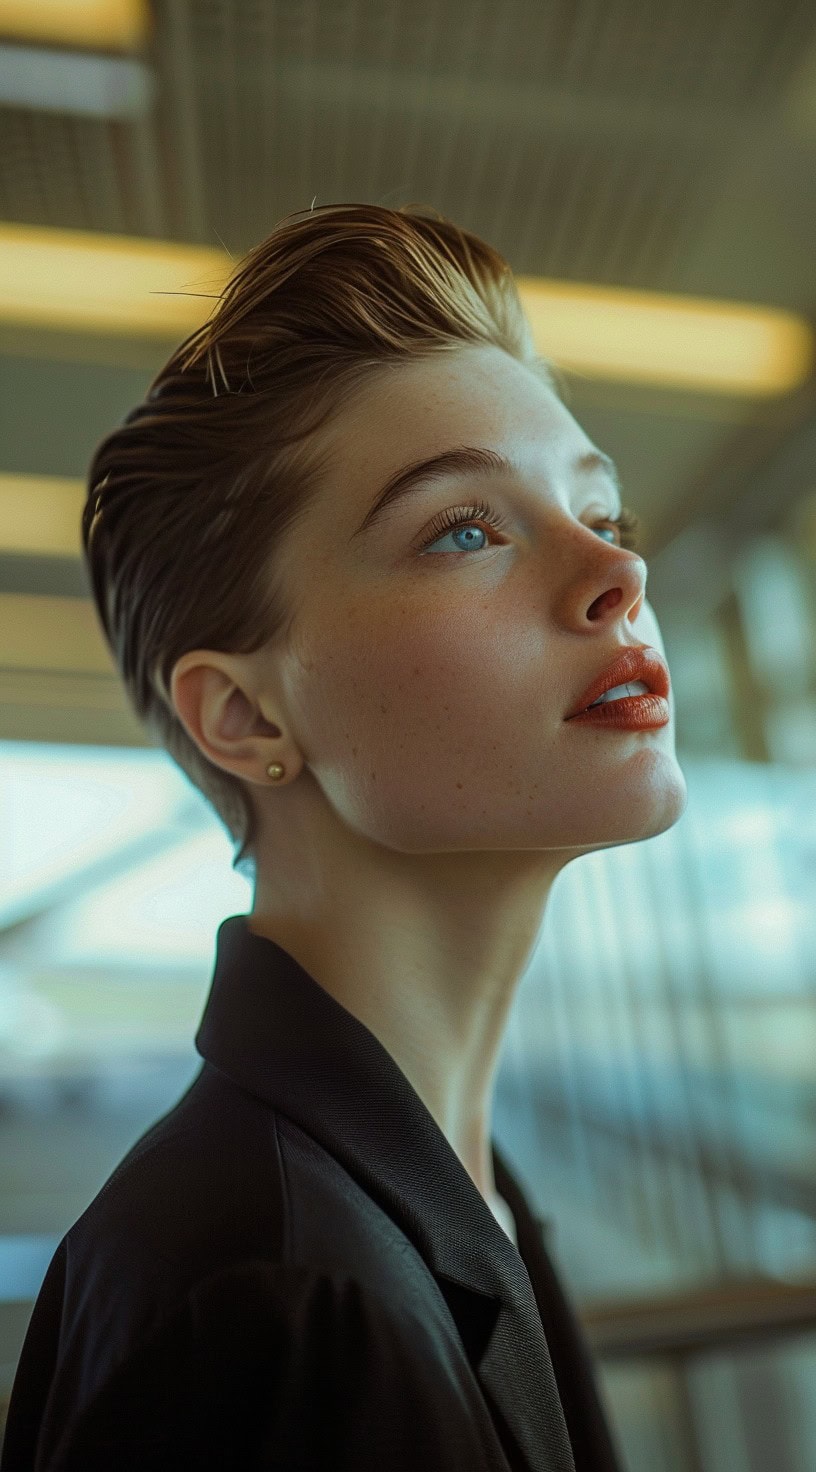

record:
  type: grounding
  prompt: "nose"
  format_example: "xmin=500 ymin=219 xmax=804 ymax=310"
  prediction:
xmin=559 ymin=545 xmax=648 ymax=630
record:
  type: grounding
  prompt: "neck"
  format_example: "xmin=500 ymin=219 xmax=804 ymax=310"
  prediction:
xmin=250 ymin=783 xmax=567 ymax=1202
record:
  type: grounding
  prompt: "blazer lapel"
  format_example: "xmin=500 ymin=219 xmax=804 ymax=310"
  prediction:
xmin=477 ymin=1296 xmax=577 ymax=1472
xmin=493 ymin=1148 xmax=624 ymax=1472
xmin=195 ymin=916 xmax=577 ymax=1472
xmin=401 ymin=1173 xmax=576 ymax=1472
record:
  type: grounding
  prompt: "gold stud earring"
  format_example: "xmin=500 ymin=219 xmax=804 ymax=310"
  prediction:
xmin=266 ymin=762 xmax=285 ymax=781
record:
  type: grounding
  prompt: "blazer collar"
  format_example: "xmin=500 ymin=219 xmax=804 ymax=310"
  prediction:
xmin=195 ymin=914 xmax=576 ymax=1472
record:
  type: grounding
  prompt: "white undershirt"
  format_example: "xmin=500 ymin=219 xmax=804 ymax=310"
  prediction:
xmin=490 ymin=1193 xmax=517 ymax=1247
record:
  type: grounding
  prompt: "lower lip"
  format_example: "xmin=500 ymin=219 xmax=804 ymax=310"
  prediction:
xmin=567 ymin=695 xmax=670 ymax=729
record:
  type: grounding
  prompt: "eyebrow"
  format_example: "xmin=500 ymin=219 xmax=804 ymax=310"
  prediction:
xmin=350 ymin=444 xmax=622 ymax=540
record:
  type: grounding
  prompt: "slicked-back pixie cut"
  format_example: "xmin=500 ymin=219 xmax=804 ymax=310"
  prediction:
xmin=82 ymin=202 xmax=561 ymax=883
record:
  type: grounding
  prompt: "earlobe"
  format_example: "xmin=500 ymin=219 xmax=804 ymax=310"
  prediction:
xmin=171 ymin=653 xmax=294 ymax=785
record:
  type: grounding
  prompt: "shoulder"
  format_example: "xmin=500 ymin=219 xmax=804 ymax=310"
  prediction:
xmin=4 ymin=1067 xmax=478 ymax=1469
xmin=42 ymin=1257 xmax=497 ymax=1472
xmin=64 ymin=1065 xmax=433 ymax=1316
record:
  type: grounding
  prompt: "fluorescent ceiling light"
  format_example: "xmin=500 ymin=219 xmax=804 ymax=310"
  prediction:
xmin=0 ymin=474 xmax=85 ymax=557
xmin=0 ymin=592 xmax=108 ymax=673
xmin=515 ymin=275 xmax=813 ymax=398
xmin=0 ymin=224 xmax=811 ymax=397
xmin=0 ymin=0 xmax=149 ymax=51
xmin=0 ymin=43 xmax=152 ymax=116
xmin=0 ymin=224 xmax=229 ymax=338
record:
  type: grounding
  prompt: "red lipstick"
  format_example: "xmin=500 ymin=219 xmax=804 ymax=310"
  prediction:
xmin=565 ymin=645 xmax=671 ymax=730
xmin=567 ymin=695 xmax=669 ymax=729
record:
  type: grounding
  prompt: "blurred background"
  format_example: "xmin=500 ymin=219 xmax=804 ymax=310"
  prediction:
xmin=2 ymin=0 xmax=816 ymax=1467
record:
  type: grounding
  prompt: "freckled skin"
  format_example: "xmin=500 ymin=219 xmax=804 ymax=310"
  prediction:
xmin=276 ymin=345 xmax=685 ymax=856
xmin=171 ymin=342 xmax=688 ymax=1210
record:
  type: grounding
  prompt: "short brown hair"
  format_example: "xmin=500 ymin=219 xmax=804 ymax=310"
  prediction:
xmin=82 ymin=203 xmax=557 ymax=879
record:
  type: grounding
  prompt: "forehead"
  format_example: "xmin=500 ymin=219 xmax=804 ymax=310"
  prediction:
xmin=310 ymin=343 xmax=591 ymax=508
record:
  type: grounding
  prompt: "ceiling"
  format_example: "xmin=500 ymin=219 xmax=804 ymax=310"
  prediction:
xmin=2 ymin=0 xmax=816 ymax=747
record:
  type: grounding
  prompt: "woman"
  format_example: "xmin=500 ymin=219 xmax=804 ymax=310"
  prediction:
xmin=2 ymin=204 xmax=686 ymax=1471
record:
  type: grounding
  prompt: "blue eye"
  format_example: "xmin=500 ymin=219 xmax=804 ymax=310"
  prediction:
xmin=417 ymin=499 xmax=507 ymax=555
xmin=417 ymin=499 xmax=642 ymax=555
xmin=421 ymin=522 xmax=490 ymax=554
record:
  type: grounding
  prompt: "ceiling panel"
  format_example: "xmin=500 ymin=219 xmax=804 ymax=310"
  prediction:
xmin=2 ymin=0 xmax=816 ymax=748
xmin=0 ymin=0 xmax=813 ymax=293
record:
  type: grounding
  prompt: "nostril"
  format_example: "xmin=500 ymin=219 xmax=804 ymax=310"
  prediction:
xmin=587 ymin=588 xmax=623 ymax=621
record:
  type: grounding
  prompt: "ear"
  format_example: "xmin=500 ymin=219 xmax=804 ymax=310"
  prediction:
xmin=169 ymin=651 xmax=284 ymax=782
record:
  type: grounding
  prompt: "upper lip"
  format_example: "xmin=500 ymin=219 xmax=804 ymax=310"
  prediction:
xmin=566 ymin=645 xmax=671 ymax=718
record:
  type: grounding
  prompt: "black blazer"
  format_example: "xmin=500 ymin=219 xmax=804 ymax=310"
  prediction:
xmin=1 ymin=915 xmax=624 ymax=1472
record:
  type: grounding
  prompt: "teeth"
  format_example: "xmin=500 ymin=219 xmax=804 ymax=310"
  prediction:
xmin=589 ymin=680 xmax=650 ymax=708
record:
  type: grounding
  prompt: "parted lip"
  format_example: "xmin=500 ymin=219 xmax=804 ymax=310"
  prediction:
xmin=565 ymin=645 xmax=671 ymax=719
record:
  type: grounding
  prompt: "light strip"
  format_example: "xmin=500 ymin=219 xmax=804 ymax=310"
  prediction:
xmin=0 ymin=224 xmax=229 ymax=338
xmin=0 ymin=593 xmax=110 ymax=671
xmin=0 ymin=474 xmax=85 ymax=557
xmin=515 ymin=275 xmax=813 ymax=398
xmin=0 ymin=0 xmax=149 ymax=51
xmin=0 ymin=224 xmax=811 ymax=397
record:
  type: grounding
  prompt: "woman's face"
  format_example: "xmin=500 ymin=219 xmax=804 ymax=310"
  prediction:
xmin=271 ymin=342 xmax=687 ymax=856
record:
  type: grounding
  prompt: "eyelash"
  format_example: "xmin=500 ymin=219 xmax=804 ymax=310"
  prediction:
xmin=416 ymin=497 xmax=642 ymax=555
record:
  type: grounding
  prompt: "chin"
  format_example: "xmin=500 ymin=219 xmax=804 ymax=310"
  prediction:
xmin=598 ymin=750 xmax=688 ymax=846
xmin=557 ymin=752 xmax=686 ymax=856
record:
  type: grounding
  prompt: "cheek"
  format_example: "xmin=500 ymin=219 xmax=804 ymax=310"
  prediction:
xmin=310 ymin=602 xmax=509 ymax=750
xmin=291 ymin=598 xmax=558 ymax=840
xmin=637 ymin=598 xmax=665 ymax=656
xmin=349 ymin=599 xmax=550 ymax=746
